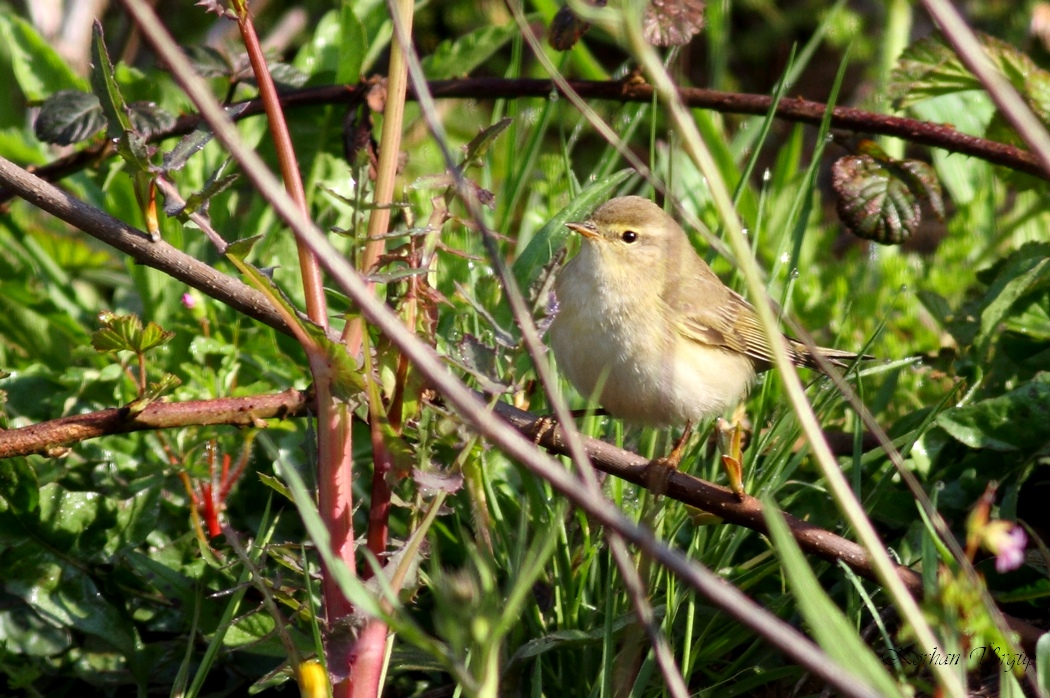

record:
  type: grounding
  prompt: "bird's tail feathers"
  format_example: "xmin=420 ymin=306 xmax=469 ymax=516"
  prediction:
xmin=789 ymin=341 xmax=873 ymax=371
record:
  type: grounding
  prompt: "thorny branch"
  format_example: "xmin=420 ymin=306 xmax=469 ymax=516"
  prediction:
xmin=2 ymin=76 xmax=1043 ymax=207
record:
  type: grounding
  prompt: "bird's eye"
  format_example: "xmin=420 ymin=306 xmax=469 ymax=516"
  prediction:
xmin=621 ymin=230 xmax=638 ymax=243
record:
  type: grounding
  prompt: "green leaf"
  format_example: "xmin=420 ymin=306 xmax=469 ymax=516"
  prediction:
xmin=2 ymin=544 xmax=138 ymax=655
xmin=975 ymin=243 xmax=1050 ymax=355
xmin=161 ymin=102 xmax=248 ymax=173
xmin=164 ymin=158 xmax=239 ymax=219
xmin=262 ymin=62 xmax=309 ymax=89
xmin=1037 ymin=633 xmax=1050 ymax=694
xmin=91 ymin=312 xmax=175 ymax=354
xmin=224 ymin=244 xmax=364 ymax=402
xmin=936 ymin=373 xmax=1050 ymax=452
xmin=90 ymin=21 xmax=151 ymax=173
xmin=461 ymin=117 xmax=513 ymax=168
xmin=0 ymin=604 xmax=72 ymax=657
xmin=276 ymin=456 xmax=385 ymax=619
xmin=762 ymin=500 xmax=905 ymax=697
xmin=33 ymin=90 xmax=106 ymax=145
xmin=889 ymin=32 xmax=1050 ymax=119
xmin=0 ymin=457 xmax=39 ymax=513
xmin=257 ymin=472 xmax=294 ymax=501
xmin=127 ymin=101 xmax=176 ymax=139
xmin=421 ymin=23 xmax=519 ymax=80
xmin=337 ymin=2 xmax=369 ymax=84
xmin=0 ymin=14 xmax=87 ymax=101
xmin=185 ymin=45 xmax=233 ymax=78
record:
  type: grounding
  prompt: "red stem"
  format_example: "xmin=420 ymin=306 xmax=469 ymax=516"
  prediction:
xmin=233 ymin=5 xmax=326 ymax=327
xmin=363 ymin=414 xmax=392 ymax=580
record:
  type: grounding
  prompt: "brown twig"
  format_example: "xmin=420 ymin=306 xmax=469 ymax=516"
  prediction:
xmin=0 ymin=155 xmax=294 ymax=336
xmin=0 ymin=388 xmax=309 ymax=458
xmin=2 ymin=77 xmax=1042 ymax=208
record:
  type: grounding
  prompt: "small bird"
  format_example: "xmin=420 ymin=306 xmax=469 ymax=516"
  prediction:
xmin=549 ymin=196 xmax=863 ymax=428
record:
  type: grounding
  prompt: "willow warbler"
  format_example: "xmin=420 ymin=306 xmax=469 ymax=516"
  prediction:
xmin=549 ymin=196 xmax=862 ymax=427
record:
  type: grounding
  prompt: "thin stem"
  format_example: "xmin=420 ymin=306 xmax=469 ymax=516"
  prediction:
xmin=342 ymin=0 xmax=414 ymax=352
xmin=229 ymin=0 xmax=327 ymax=326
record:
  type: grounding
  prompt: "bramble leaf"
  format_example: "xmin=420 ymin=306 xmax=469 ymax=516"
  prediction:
xmin=33 ymin=90 xmax=105 ymax=145
xmin=831 ymin=145 xmax=943 ymax=245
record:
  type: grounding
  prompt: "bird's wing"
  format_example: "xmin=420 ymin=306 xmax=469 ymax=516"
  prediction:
xmin=676 ymin=286 xmax=803 ymax=368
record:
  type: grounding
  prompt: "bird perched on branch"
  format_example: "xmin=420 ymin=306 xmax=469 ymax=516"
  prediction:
xmin=549 ymin=196 xmax=864 ymax=430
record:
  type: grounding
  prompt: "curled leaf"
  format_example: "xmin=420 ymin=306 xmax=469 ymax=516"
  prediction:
xmin=831 ymin=150 xmax=943 ymax=245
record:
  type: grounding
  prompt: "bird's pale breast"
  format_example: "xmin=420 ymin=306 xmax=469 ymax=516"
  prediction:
xmin=550 ymin=245 xmax=754 ymax=426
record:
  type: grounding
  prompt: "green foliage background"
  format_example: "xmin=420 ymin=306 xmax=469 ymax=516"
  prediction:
xmin=0 ymin=0 xmax=1048 ymax=696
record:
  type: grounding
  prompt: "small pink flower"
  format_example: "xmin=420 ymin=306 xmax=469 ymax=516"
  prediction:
xmin=181 ymin=293 xmax=197 ymax=310
xmin=994 ymin=527 xmax=1027 ymax=573
xmin=984 ymin=522 xmax=1027 ymax=573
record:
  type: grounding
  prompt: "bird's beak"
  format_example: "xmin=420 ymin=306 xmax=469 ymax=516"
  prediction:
xmin=566 ymin=221 xmax=599 ymax=239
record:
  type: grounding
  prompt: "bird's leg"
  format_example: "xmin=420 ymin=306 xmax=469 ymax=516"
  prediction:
xmin=716 ymin=417 xmax=746 ymax=499
xmin=659 ymin=421 xmax=694 ymax=470
xmin=644 ymin=421 xmax=694 ymax=496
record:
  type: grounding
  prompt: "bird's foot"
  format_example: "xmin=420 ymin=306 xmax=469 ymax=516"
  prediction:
xmin=527 ymin=408 xmax=609 ymax=444
xmin=644 ymin=422 xmax=693 ymax=496
xmin=527 ymin=415 xmax=558 ymax=445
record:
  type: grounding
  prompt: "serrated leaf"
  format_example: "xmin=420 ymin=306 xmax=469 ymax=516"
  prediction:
xmin=165 ymin=158 xmax=239 ymax=219
xmin=144 ymin=373 xmax=181 ymax=401
xmin=91 ymin=312 xmax=174 ymax=354
xmin=90 ymin=21 xmax=151 ymax=173
xmin=832 ymin=153 xmax=944 ymax=245
xmin=643 ymin=0 xmax=705 ymax=47
xmin=161 ymin=101 xmax=248 ymax=172
xmin=185 ymin=45 xmax=233 ymax=78
xmin=138 ymin=321 xmax=175 ymax=351
xmin=246 ymin=62 xmax=308 ymax=90
xmin=937 ymin=373 xmax=1050 ymax=452
xmin=889 ymin=32 xmax=1050 ymax=119
xmin=898 ymin=159 xmax=944 ymax=221
xmin=33 ymin=90 xmax=105 ymax=145
xmin=127 ymin=101 xmax=176 ymax=139
xmin=421 ymin=23 xmax=519 ymax=80
xmin=462 ymin=117 xmax=512 ymax=167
